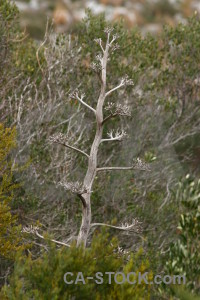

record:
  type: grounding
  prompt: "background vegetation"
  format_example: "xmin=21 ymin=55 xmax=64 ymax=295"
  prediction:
xmin=0 ymin=0 xmax=200 ymax=299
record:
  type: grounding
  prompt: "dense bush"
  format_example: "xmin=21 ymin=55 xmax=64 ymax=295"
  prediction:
xmin=165 ymin=175 xmax=200 ymax=294
xmin=0 ymin=123 xmax=28 ymax=288
xmin=0 ymin=123 xmax=24 ymax=259
xmin=0 ymin=231 xmax=151 ymax=300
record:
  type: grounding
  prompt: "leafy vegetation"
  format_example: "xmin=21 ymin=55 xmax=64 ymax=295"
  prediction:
xmin=165 ymin=175 xmax=200 ymax=293
xmin=0 ymin=232 xmax=151 ymax=300
xmin=0 ymin=123 xmax=24 ymax=258
xmin=0 ymin=0 xmax=200 ymax=299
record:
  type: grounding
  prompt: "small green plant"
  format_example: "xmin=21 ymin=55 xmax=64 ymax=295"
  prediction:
xmin=165 ymin=175 xmax=200 ymax=293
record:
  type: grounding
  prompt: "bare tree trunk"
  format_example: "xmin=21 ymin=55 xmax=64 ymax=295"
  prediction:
xmin=77 ymin=122 xmax=103 ymax=246
xmin=50 ymin=28 xmax=140 ymax=248
xmin=76 ymin=29 xmax=137 ymax=247
xmin=76 ymin=193 xmax=91 ymax=247
xmin=76 ymin=35 xmax=109 ymax=246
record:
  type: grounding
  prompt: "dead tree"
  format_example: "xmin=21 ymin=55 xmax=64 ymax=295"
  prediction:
xmin=50 ymin=27 xmax=149 ymax=247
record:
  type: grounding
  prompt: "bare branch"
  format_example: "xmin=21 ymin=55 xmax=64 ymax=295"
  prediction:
xmin=36 ymin=19 xmax=49 ymax=76
xmin=69 ymin=89 xmax=96 ymax=114
xmin=158 ymin=180 xmax=171 ymax=211
xmin=120 ymin=75 xmax=134 ymax=86
xmin=105 ymin=82 xmax=124 ymax=97
xmin=102 ymin=103 xmax=131 ymax=124
xmin=49 ymin=133 xmax=89 ymax=158
xmin=22 ymin=226 xmax=70 ymax=247
xmin=97 ymin=166 xmax=134 ymax=172
xmin=104 ymin=27 xmax=120 ymax=49
xmin=104 ymin=27 xmax=114 ymax=44
xmin=35 ymin=230 xmax=70 ymax=247
xmin=97 ymin=158 xmax=150 ymax=172
xmin=109 ymin=33 xmax=120 ymax=46
xmin=94 ymin=38 xmax=105 ymax=53
xmin=160 ymin=128 xmax=200 ymax=149
xmin=102 ymin=113 xmax=118 ymax=125
xmin=59 ymin=142 xmax=89 ymax=158
xmin=91 ymin=219 xmax=142 ymax=234
xmin=93 ymin=30 xmax=120 ymax=74
xmin=106 ymin=75 xmax=134 ymax=97
xmin=103 ymin=102 xmax=131 ymax=125
xmin=101 ymin=129 xmax=127 ymax=142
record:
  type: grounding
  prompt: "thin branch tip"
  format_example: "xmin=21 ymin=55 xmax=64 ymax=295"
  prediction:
xmin=69 ymin=89 xmax=96 ymax=114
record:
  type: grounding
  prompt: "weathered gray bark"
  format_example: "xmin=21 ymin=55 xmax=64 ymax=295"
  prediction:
xmin=76 ymin=35 xmax=109 ymax=247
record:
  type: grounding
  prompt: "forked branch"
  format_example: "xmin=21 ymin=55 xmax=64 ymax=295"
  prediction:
xmin=102 ymin=102 xmax=131 ymax=124
xmin=101 ymin=129 xmax=127 ymax=142
xmin=69 ymin=90 xmax=96 ymax=114
xmin=105 ymin=75 xmax=134 ymax=98
xmin=58 ymin=181 xmax=87 ymax=208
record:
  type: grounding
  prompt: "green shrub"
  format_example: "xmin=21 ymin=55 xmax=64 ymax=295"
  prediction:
xmin=0 ymin=123 xmax=25 ymax=259
xmin=165 ymin=175 xmax=200 ymax=294
xmin=1 ymin=231 xmax=152 ymax=300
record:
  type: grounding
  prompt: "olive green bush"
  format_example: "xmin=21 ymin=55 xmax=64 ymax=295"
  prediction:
xmin=1 ymin=231 xmax=151 ymax=300
xmin=165 ymin=175 xmax=200 ymax=294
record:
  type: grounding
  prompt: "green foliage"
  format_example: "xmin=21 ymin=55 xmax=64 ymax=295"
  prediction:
xmin=173 ymin=286 xmax=200 ymax=300
xmin=0 ymin=0 xmax=18 ymax=90
xmin=14 ymin=37 xmax=40 ymax=77
xmin=1 ymin=0 xmax=40 ymax=82
xmin=0 ymin=123 xmax=25 ymax=259
xmin=165 ymin=175 xmax=200 ymax=293
xmin=143 ymin=0 xmax=178 ymax=22
xmin=1 ymin=231 xmax=152 ymax=300
xmin=0 ymin=0 xmax=18 ymax=22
